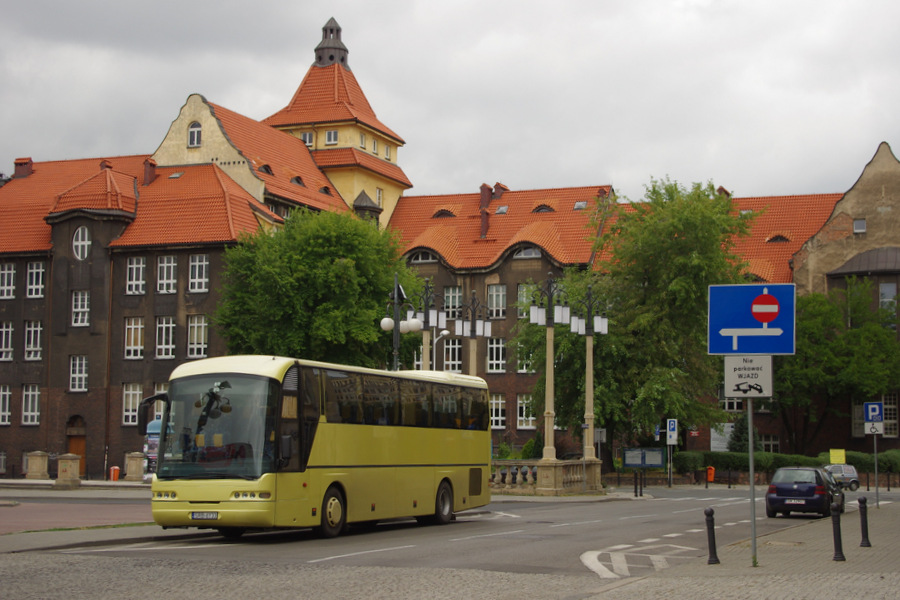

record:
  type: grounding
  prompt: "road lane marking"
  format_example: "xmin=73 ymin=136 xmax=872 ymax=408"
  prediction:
xmin=450 ymin=529 xmax=525 ymax=542
xmin=307 ymin=545 xmax=416 ymax=564
xmin=550 ymin=518 xmax=604 ymax=528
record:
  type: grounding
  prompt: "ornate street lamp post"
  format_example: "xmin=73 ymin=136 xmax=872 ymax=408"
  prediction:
xmin=529 ymin=273 xmax=569 ymax=461
xmin=409 ymin=278 xmax=447 ymax=371
xmin=455 ymin=289 xmax=492 ymax=376
xmin=569 ymin=284 xmax=609 ymax=461
xmin=380 ymin=273 xmax=422 ymax=371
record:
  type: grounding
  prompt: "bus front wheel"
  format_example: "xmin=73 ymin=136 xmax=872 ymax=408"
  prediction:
xmin=433 ymin=481 xmax=453 ymax=525
xmin=318 ymin=486 xmax=347 ymax=538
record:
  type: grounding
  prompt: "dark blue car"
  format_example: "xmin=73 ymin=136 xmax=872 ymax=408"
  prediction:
xmin=765 ymin=466 xmax=845 ymax=518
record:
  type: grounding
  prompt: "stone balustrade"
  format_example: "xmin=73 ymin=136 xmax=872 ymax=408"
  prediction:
xmin=490 ymin=458 xmax=604 ymax=496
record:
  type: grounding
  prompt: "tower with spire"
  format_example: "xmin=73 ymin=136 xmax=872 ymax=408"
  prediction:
xmin=264 ymin=18 xmax=411 ymax=226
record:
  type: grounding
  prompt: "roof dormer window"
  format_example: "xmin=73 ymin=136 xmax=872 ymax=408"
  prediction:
xmin=258 ymin=164 xmax=273 ymax=175
xmin=433 ymin=209 xmax=456 ymax=218
xmin=300 ymin=132 xmax=313 ymax=147
xmin=291 ymin=176 xmax=305 ymax=187
xmin=533 ymin=204 xmax=555 ymax=213
xmin=513 ymin=245 xmax=541 ymax=259
xmin=574 ymin=201 xmax=587 ymax=210
xmin=326 ymin=130 xmax=338 ymax=145
xmin=188 ymin=122 xmax=202 ymax=148
xmin=409 ymin=251 xmax=438 ymax=264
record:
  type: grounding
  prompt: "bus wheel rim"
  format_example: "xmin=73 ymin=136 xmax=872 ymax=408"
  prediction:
xmin=326 ymin=496 xmax=343 ymax=526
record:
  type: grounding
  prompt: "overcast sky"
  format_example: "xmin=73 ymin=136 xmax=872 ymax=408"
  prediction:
xmin=2 ymin=1 xmax=899 ymax=201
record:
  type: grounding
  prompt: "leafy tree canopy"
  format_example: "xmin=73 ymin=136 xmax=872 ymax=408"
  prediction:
xmin=214 ymin=209 xmax=420 ymax=368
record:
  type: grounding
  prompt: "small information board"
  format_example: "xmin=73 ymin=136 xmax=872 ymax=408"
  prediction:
xmin=623 ymin=447 xmax=665 ymax=468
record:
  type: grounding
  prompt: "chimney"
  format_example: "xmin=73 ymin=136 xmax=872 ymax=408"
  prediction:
xmin=143 ymin=158 xmax=157 ymax=186
xmin=100 ymin=159 xmax=113 ymax=170
xmin=14 ymin=157 xmax=33 ymax=178
xmin=493 ymin=182 xmax=509 ymax=198
xmin=479 ymin=183 xmax=491 ymax=209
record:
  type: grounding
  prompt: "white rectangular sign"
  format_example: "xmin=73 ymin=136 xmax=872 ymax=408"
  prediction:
xmin=666 ymin=419 xmax=678 ymax=445
xmin=724 ymin=355 xmax=772 ymax=398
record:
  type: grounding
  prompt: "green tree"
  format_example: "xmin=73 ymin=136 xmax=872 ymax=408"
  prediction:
xmin=773 ymin=277 xmax=900 ymax=454
xmin=518 ymin=179 xmax=752 ymax=452
xmin=214 ymin=209 xmax=419 ymax=368
xmin=727 ymin=412 xmax=762 ymax=452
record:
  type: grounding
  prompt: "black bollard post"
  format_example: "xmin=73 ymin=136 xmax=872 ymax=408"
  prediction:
xmin=634 ymin=469 xmax=638 ymax=498
xmin=859 ymin=496 xmax=871 ymax=548
xmin=704 ymin=507 xmax=720 ymax=564
xmin=831 ymin=502 xmax=845 ymax=561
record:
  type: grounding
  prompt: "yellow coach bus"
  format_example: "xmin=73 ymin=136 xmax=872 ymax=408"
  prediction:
xmin=137 ymin=355 xmax=491 ymax=539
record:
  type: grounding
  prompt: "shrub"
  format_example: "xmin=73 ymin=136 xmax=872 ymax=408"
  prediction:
xmin=520 ymin=438 xmax=536 ymax=460
xmin=673 ymin=451 xmax=704 ymax=474
xmin=494 ymin=442 xmax=511 ymax=460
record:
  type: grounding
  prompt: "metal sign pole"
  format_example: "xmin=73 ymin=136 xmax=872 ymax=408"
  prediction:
xmin=747 ymin=397 xmax=758 ymax=567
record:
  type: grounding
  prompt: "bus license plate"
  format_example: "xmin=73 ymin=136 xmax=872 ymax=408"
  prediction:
xmin=191 ymin=512 xmax=219 ymax=520
xmin=785 ymin=499 xmax=805 ymax=505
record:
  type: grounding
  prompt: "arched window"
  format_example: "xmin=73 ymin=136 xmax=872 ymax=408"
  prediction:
xmin=188 ymin=122 xmax=202 ymax=148
xmin=73 ymin=226 xmax=91 ymax=260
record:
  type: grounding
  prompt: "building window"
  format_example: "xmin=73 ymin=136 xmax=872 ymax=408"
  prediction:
xmin=444 ymin=286 xmax=462 ymax=320
xmin=189 ymin=254 xmax=209 ymax=293
xmin=123 ymin=383 xmax=142 ymax=425
xmin=488 ymin=284 xmax=506 ymax=319
xmin=126 ymin=257 xmax=145 ymax=295
xmin=69 ymin=355 xmax=88 ymax=392
xmin=157 ymin=256 xmax=177 ymax=294
xmin=513 ymin=245 xmax=541 ymax=259
xmin=124 ymin=317 xmax=144 ymax=359
xmin=0 ymin=263 xmax=14 ymax=298
xmin=720 ymin=398 xmax=744 ymax=412
xmin=325 ymin=130 xmax=338 ymax=145
xmin=0 ymin=385 xmax=10 ymax=425
xmin=376 ymin=188 xmax=383 ymax=207
xmin=71 ymin=291 xmax=90 ymax=327
xmin=517 ymin=283 xmax=536 ymax=318
xmin=359 ymin=132 xmax=366 ymax=148
xmin=22 ymin=384 xmax=40 ymax=425
xmin=153 ymin=382 xmax=169 ymax=420
xmin=0 ymin=321 xmax=12 ymax=361
xmin=444 ymin=338 xmax=462 ymax=373
xmin=409 ymin=251 xmax=437 ymax=264
xmin=156 ymin=316 xmax=176 ymax=359
xmin=880 ymin=282 xmax=897 ymax=315
xmin=487 ymin=338 xmax=506 ymax=373
xmin=516 ymin=343 xmax=534 ymax=373
xmin=73 ymin=226 xmax=91 ymax=260
xmin=517 ymin=394 xmax=536 ymax=429
xmin=300 ymin=132 xmax=313 ymax=147
xmin=853 ymin=218 xmax=867 ymax=234
xmin=188 ymin=121 xmax=202 ymax=148
xmin=24 ymin=321 xmax=42 ymax=361
xmin=760 ymin=434 xmax=780 ymax=453
xmin=26 ymin=262 xmax=45 ymax=298
xmin=490 ymin=394 xmax=506 ymax=430
xmin=372 ymin=139 xmax=378 ymax=154
xmin=884 ymin=393 xmax=899 ymax=438
xmin=187 ymin=315 xmax=208 ymax=358
xmin=385 ymin=145 xmax=391 ymax=161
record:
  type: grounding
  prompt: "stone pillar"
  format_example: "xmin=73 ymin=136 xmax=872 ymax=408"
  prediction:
xmin=54 ymin=453 xmax=82 ymax=489
xmin=124 ymin=452 xmax=145 ymax=481
xmin=25 ymin=451 xmax=50 ymax=479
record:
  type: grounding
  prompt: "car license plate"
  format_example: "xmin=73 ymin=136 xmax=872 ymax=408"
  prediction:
xmin=785 ymin=499 xmax=805 ymax=505
xmin=191 ymin=512 xmax=219 ymax=520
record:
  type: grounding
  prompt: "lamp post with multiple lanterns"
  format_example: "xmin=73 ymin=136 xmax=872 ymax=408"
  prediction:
xmin=569 ymin=284 xmax=609 ymax=461
xmin=456 ymin=289 xmax=492 ymax=376
xmin=380 ymin=273 xmax=422 ymax=371
xmin=409 ymin=278 xmax=448 ymax=371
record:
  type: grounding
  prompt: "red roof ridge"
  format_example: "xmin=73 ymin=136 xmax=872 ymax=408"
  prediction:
xmin=211 ymin=165 xmax=238 ymax=240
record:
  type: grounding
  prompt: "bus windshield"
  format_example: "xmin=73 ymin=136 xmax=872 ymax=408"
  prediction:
xmin=157 ymin=373 xmax=278 ymax=480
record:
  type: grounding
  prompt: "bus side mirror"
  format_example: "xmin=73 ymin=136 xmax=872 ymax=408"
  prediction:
xmin=137 ymin=393 xmax=168 ymax=435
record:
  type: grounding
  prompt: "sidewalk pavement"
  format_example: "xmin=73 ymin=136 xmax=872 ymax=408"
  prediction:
xmin=2 ymin=480 xmax=898 ymax=598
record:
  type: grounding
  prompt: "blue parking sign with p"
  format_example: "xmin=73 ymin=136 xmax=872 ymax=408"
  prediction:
xmin=865 ymin=402 xmax=883 ymax=423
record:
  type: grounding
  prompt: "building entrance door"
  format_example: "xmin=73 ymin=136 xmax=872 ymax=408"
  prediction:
xmin=66 ymin=415 xmax=87 ymax=477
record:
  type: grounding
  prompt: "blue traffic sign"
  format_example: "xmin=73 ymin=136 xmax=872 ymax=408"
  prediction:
xmin=708 ymin=284 xmax=796 ymax=355
xmin=864 ymin=402 xmax=883 ymax=423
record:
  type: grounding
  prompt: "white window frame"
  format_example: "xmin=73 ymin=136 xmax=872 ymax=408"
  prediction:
xmin=488 ymin=284 xmax=506 ymax=319
xmin=884 ymin=393 xmax=899 ymax=438
xmin=487 ymin=337 xmax=506 ymax=373
xmin=325 ymin=130 xmax=338 ymax=145
xmin=155 ymin=316 xmax=176 ymax=359
xmin=300 ymin=132 xmax=313 ymax=147
xmin=516 ymin=343 xmax=535 ymax=373
xmin=157 ymin=256 xmax=177 ymax=294
xmin=853 ymin=218 xmax=867 ymax=234
xmin=26 ymin=262 xmax=44 ymax=298
xmin=444 ymin=286 xmax=462 ymax=320
xmin=880 ymin=282 xmax=897 ymax=315
xmin=760 ymin=434 xmax=780 ymax=453
xmin=187 ymin=315 xmax=208 ymax=358
xmin=444 ymin=338 xmax=462 ymax=373
xmin=188 ymin=254 xmax=209 ymax=293
xmin=359 ymin=132 xmax=366 ymax=148
xmin=372 ymin=138 xmax=378 ymax=154
xmin=385 ymin=145 xmax=391 ymax=161
xmin=124 ymin=317 xmax=144 ymax=359
xmin=0 ymin=385 xmax=10 ymax=425
xmin=517 ymin=283 xmax=534 ymax=318
xmin=69 ymin=355 xmax=88 ymax=392
xmin=720 ymin=398 xmax=744 ymax=412
xmin=490 ymin=394 xmax=506 ymax=430
xmin=517 ymin=394 xmax=536 ymax=430
xmin=71 ymin=290 xmax=90 ymax=327
xmin=0 ymin=263 xmax=14 ymax=298
xmin=123 ymin=383 xmax=142 ymax=425
xmin=513 ymin=246 xmax=541 ymax=259
xmin=24 ymin=321 xmax=42 ymax=361
xmin=22 ymin=384 xmax=40 ymax=425
xmin=376 ymin=188 xmax=383 ymax=207
xmin=188 ymin=121 xmax=202 ymax=148
xmin=73 ymin=226 xmax=91 ymax=260
xmin=153 ymin=383 xmax=168 ymax=420
xmin=0 ymin=321 xmax=12 ymax=361
xmin=126 ymin=257 xmax=146 ymax=295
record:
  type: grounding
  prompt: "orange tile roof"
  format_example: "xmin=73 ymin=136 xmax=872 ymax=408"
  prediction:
xmin=110 ymin=164 xmax=281 ymax=248
xmin=263 ymin=63 xmax=404 ymax=144
xmin=49 ymin=164 xmax=137 ymax=216
xmin=311 ymin=147 xmax=412 ymax=188
xmin=207 ymin=101 xmax=349 ymax=213
xmin=731 ymin=193 xmax=843 ymax=283
xmin=0 ymin=155 xmax=149 ymax=254
xmin=391 ymin=185 xmax=611 ymax=270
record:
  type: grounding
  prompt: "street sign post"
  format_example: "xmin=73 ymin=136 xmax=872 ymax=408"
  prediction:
xmin=708 ymin=284 xmax=796 ymax=355
xmin=865 ymin=401 xmax=883 ymax=507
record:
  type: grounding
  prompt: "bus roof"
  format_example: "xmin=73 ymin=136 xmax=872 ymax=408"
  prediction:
xmin=168 ymin=355 xmax=488 ymax=389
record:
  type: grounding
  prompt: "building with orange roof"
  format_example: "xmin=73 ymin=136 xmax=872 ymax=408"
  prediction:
xmin=1 ymin=18 xmax=899 ymax=481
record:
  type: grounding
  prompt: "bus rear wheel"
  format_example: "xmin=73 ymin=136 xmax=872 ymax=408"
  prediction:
xmin=317 ymin=486 xmax=347 ymax=538
xmin=433 ymin=481 xmax=453 ymax=525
